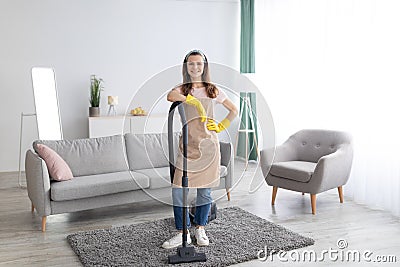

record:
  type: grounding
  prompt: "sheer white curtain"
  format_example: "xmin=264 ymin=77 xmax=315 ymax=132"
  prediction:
xmin=254 ymin=0 xmax=400 ymax=216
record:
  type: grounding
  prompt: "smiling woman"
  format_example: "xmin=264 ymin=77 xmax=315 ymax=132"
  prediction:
xmin=163 ymin=50 xmax=238 ymax=254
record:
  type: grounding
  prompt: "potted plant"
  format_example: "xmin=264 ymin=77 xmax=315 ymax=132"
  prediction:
xmin=89 ymin=75 xmax=103 ymax=117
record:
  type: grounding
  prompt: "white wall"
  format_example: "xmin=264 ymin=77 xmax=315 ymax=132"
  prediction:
xmin=0 ymin=0 xmax=240 ymax=172
xmin=255 ymin=0 xmax=400 ymax=144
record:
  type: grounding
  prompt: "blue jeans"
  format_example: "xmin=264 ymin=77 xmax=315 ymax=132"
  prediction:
xmin=172 ymin=188 xmax=212 ymax=230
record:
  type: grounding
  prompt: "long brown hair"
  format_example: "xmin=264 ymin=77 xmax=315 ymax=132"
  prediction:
xmin=181 ymin=50 xmax=218 ymax=98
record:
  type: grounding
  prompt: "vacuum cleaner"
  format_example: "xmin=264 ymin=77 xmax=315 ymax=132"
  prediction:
xmin=167 ymin=101 xmax=207 ymax=264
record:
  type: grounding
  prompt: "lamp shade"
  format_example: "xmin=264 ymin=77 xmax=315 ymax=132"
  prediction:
xmin=108 ymin=96 xmax=118 ymax=105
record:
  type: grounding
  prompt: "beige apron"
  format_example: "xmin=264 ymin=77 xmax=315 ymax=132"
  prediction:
xmin=173 ymin=98 xmax=221 ymax=188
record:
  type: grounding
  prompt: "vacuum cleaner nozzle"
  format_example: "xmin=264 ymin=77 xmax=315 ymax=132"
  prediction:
xmin=168 ymin=246 xmax=207 ymax=264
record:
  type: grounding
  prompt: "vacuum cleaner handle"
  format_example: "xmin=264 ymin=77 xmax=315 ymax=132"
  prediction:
xmin=167 ymin=101 xmax=207 ymax=262
xmin=168 ymin=101 xmax=188 ymax=183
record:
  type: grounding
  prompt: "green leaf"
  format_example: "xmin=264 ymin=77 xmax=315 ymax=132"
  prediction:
xmin=89 ymin=75 xmax=104 ymax=107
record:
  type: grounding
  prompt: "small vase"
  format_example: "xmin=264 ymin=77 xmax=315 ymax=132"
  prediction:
xmin=89 ymin=107 xmax=100 ymax=117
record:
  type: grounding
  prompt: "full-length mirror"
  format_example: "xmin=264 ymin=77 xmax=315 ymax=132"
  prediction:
xmin=31 ymin=67 xmax=63 ymax=140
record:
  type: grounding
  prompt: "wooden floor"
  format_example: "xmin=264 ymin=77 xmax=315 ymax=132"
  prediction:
xmin=1 ymin=160 xmax=399 ymax=266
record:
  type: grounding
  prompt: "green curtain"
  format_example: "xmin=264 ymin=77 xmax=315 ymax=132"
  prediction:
xmin=236 ymin=92 xmax=258 ymax=160
xmin=240 ymin=0 xmax=255 ymax=73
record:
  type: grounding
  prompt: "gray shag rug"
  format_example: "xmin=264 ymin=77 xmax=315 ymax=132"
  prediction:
xmin=67 ymin=207 xmax=314 ymax=266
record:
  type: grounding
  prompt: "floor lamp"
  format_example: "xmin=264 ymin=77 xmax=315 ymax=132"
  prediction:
xmin=235 ymin=92 xmax=259 ymax=170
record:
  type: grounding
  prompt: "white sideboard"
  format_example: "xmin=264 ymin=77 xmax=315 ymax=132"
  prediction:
xmin=88 ymin=114 xmax=180 ymax=138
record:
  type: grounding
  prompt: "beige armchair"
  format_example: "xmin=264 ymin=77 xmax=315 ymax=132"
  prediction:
xmin=260 ymin=129 xmax=353 ymax=214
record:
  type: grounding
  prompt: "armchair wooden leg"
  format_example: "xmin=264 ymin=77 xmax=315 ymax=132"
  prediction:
xmin=41 ymin=216 xmax=47 ymax=232
xmin=226 ymin=189 xmax=231 ymax=201
xmin=31 ymin=203 xmax=35 ymax=212
xmin=338 ymin=186 xmax=344 ymax=203
xmin=310 ymin=194 xmax=316 ymax=215
xmin=272 ymin=186 xmax=278 ymax=205
xmin=302 ymin=192 xmax=305 ymax=195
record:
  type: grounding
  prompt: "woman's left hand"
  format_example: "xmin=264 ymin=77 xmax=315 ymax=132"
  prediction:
xmin=206 ymin=118 xmax=230 ymax=133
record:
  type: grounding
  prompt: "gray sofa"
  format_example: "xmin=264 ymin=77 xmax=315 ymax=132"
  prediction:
xmin=25 ymin=133 xmax=233 ymax=232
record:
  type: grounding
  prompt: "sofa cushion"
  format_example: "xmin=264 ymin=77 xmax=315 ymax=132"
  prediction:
xmin=135 ymin=167 xmax=171 ymax=189
xmin=34 ymin=135 xmax=129 ymax=177
xmin=136 ymin=165 xmax=228 ymax=190
xmin=124 ymin=133 xmax=180 ymax=170
xmin=50 ymin=171 xmax=149 ymax=201
xmin=35 ymin=144 xmax=73 ymax=181
xmin=270 ymin=161 xmax=316 ymax=183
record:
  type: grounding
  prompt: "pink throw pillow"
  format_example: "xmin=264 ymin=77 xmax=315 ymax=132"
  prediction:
xmin=36 ymin=144 xmax=73 ymax=181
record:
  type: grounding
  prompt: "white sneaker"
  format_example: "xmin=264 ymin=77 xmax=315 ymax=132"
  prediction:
xmin=195 ymin=228 xmax=209 ymax=246
xmin=162 ymin=232 xmax=191 ymax=249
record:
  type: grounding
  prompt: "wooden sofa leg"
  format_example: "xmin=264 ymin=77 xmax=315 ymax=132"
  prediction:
xmin=226 ymin=189 xmax=231 ymax=201
xmin=31 ymin=203 xmax=35 ymax=212
xmin=272 ymin=186 xmax=278 ymax=205
xmin=338 ymin=186 xmax=344 ymax=203
xmin=41 ymin=216 xmax=47 ymax=232
xmin=302 ymin=192 xmax=305 ymax=195
xmin=310 ymin=194 xmax=316 ymax=215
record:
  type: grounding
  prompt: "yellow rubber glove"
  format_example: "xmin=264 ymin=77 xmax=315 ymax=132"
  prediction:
xmin=206 ymin=118 xmax=230 ymax=133
xmin=185 ymin=94 xmax=206 ymax=122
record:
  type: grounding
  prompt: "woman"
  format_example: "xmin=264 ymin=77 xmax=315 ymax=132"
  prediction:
xmin=162 ymin=50 xmax=238 ymax=249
